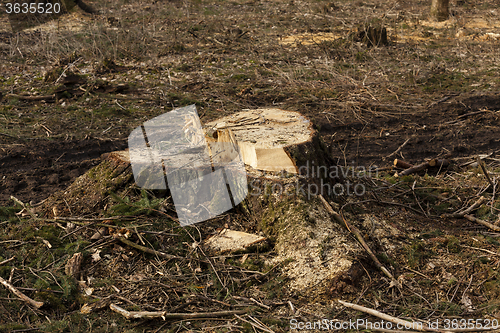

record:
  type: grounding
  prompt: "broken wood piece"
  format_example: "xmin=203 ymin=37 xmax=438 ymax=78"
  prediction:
xmin=477 ymin=156 xmax=495 ymax=189
xmin=65 ymin=252 xmax=83 ymax=278
xmin=397 ymin=161 xmax=430 ymax=176
xmin=0 ymin=275 xmax=44 ymax=308
xmin=110 ymin=303 xmax=251 ymax=320
xmin=385 ymin=138 xmax=410 ymax=160
xmin=393 ymin=159 xmax=413 ymax=169
xmin=464 ymin=214 xmax=500 ymax=232
xmin=204 ymin=229 xmax=267 ymax=254
xmin=427 ymin=158 xmax=450 ymax=168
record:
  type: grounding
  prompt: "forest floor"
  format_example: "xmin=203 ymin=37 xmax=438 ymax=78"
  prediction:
xmin=0 ymin=0 xmax=500 ymax=331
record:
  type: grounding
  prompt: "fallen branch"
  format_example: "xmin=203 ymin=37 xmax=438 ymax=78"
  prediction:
xmin=235 ymin=314 xmax=275 ymax=333
xmin=232 ymin=296 xmax=271 ymax=310
xmin=464 ymin=214 xmax=500 ymax=232
xmin=394 ymin=159 xmax=413 ymax=169
xmin=110 ymin=303 xmax=252 ymax=320
xmin=0 ymin=132 xmax=23 ymax=140
xmin=80 ymin=296 xmax=113 ymax=314
xmin=427 ymin=94 xmax=458 ymax=109
xmin=477 ymin=156 xmax=495 ymax=189
xmin=397 ymin=159 xmax=449 ymax=177
xmin=443 ymin=196 xmax=487 ymax=218
xmin=442 ymin=197 xmax=500 ymax=232
xmin=385 ymin=138 xmax=411 ymax=160
xmin=5 ymin=93 xmax=55 ymax=101
xmin=457 ymin=110 xmax=490 ymax=120
xmin=10 ymin=196 xmax=38 ymax=220
xmin=53 ymin=216 xmax=128 ymax=222
xmin=318 ymin=195 xmax=401 ymax=288
xmin=339 ymin=300 xmax=429 ymax=331
xmin=0 ymin=257 xmax=15 ymax=266
xmin=397 ymin=161 xmax=430 ymax=176
xmin=338 ymin=300 xmax=499 ymax=332
xmin=94 ymin=92 xmax=161 ymax=102
xmin=0 ymin=276 xmax=44 ymax=308
xmin=117 ymin=237 xmax=184 ymax=260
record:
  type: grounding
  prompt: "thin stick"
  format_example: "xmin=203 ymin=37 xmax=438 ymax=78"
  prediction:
xmin=443 ymin=196 xmax=487 ymax=218
xmin=385 ymin=138 xmax=410 ymax=160
xmin=117 ymin=237 xmax=184 ymax=260
xmin=397 ymin=161 xmax=430 ymax=176
xmin=110 ymin=303 xmax=251 ymax=320
xmin=235 ymin=314 xmax=274 ymax=333
xmin=318 ymin=195 xmax=400 ymax=288
xmin=464 ymin=215 xmax=500 ymax=232
xmin=338 ymin=300 xmax=498 ymax=332
xmin=0 ymin=276 xmax=44 ymax=308
xmin=0 ymin=132 xmax=22 ymax=140
xmin=53 ymin=216 xmax=129 ymax=222
xmin=462 ymin=245 xmax=499 ymax=256
xmin=5 ymin=93 xmax=55 ymax=101
xmin=338 ymin=300 xmax=426 ymax=331
xmin=478 ymin=156 xmax=495 ymax=189
xmin=0 ymin=257 xmax=15 ymax=266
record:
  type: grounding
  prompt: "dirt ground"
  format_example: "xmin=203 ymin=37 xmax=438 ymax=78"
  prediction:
xmin=1 ymin=0 xmax=500 ymax=331
xmin=0 ymin=138 xmax=127 ymax=206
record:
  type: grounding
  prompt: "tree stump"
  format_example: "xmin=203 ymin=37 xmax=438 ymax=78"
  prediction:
xmin=430 ymin=0 xmax=449 ymax=22
xmin=39 ymin=107 xmax=364 ymax=297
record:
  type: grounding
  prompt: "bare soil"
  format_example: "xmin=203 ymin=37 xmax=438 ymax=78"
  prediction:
xmin=0 ymin=138 xmax=127 ymax=206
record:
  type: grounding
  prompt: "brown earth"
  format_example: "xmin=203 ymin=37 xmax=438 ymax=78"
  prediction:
xmin=0 ymin=138 xmax=127 ymax=206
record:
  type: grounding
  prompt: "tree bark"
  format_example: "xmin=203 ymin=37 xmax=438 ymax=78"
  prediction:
xmin=430 ymin=0 xmax=449 ymax=21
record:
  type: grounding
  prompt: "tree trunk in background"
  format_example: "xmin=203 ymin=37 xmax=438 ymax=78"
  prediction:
xmin=430 ymin=0 xmax=449 ymax=21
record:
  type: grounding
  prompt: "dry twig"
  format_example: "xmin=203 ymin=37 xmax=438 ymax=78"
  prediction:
xmin=318 ymin=195 xmax=401 ymax=288
xmin=110 ymin=303 xmax=252 ymax=320
xmin=443 ymin=196 xmax=487 ymax=218
xmin=117 ymin=237 xmax=184 ymax=260
xmin=0 ymin=275 xmax=44 ymax=308
xmin=397 ymin=159 xmax=450 ymax=177
xmin=0 ymin=257 xmax=15 ymax=266
xmin=385 ymin=138 xmax=410 ymax=160
xmin=5 ymin=93 xmax=55 ymax=101
xmin=478 ymin=156 xmax=495 ymax=189
xmin=338 ymin=300 xmax=500 ymax=332
xmin=464 ymin=215 xmax=500 ymax=232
